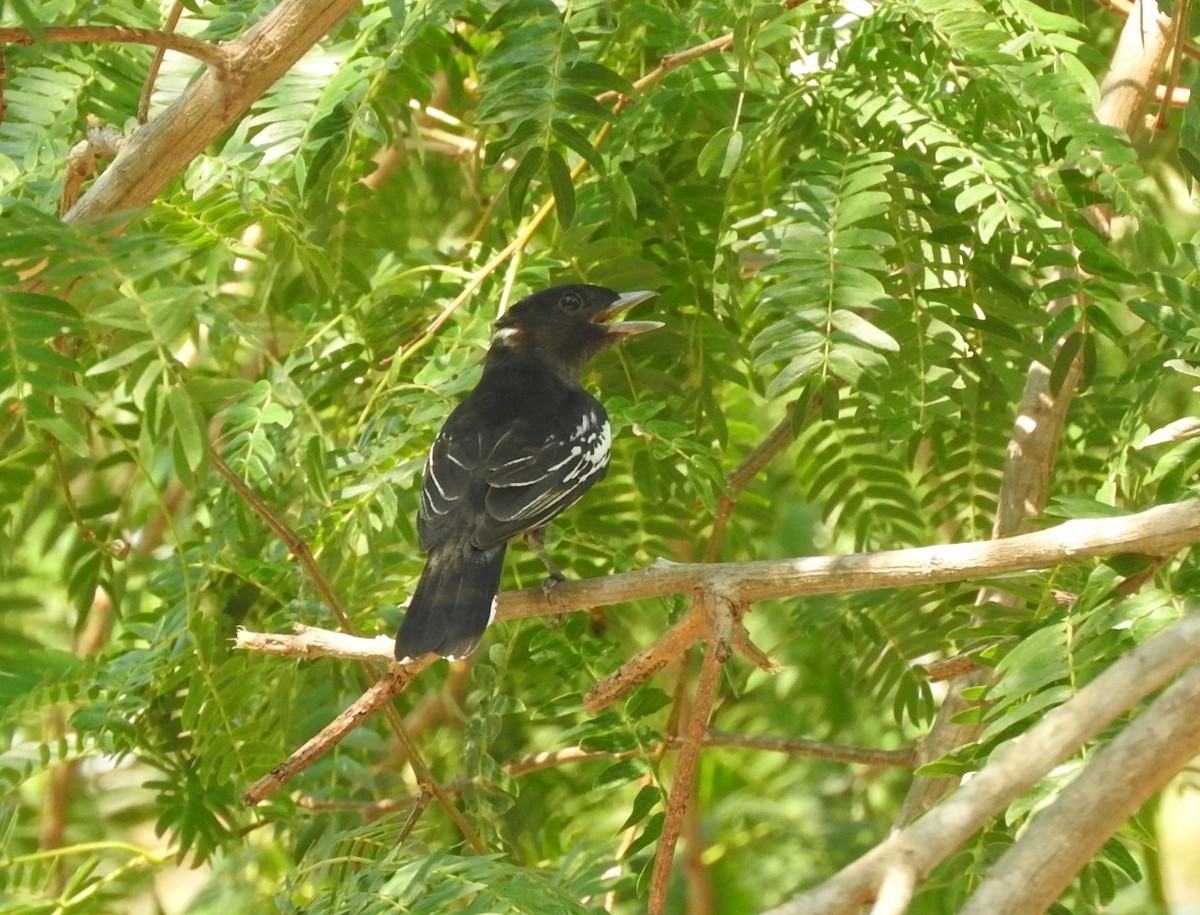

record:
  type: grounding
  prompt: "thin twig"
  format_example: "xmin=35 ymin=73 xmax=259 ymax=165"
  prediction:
xmin=0 ymin=26 xmax=225 ymax=69
xmin=585 ymin=606 xmax=706 ymax=713
xmin=1153 ymin=0 xmax=1189 ymax=129
xmin=210 ymin=447 xmax=354 ymax=632
xmin=702 ymin=730 xmax=916 ymax=767
xmin=291 ymin=730 xmax=917 ymax=819
xmin=242 ymin=668 xmax=418 ymax=805
xmin=648 ymin=620 xmax=724 ymax=915
xmin=704 ymin=402 xmax=808 ymax=563
xmin=47 ymin=435 xmax=130 ymax=560
xmin=214 ymin=449 xmax=486 ymax=851
xmin=241 ymin=653 xmax=488 ymax=862
xmin=379 ymin=695 xmax=489 ymax=854
xmin=138 ymin=2 xmax=185 ymax=122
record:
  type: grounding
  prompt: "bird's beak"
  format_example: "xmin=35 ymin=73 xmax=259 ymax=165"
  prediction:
xmin=594 ymin=290 xmax=663 ymax=337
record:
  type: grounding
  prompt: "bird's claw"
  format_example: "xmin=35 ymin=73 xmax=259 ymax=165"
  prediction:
xmin=541 ymin=573 xmax=565 ymax=599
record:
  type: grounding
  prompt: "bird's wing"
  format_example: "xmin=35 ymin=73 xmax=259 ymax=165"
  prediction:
xmin=417 ymin=427 xmax=484 ymax=550
xmin=474 ymin=407 xmax=611 ymax=549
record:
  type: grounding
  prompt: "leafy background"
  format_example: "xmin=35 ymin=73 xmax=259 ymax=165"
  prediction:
xmin=2 ymin=0 xmax=1200 ymax=912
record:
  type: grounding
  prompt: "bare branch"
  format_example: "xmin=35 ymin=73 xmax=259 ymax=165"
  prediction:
xmin=242 ymin=665 xmax=429 ymax=806
xmin=1097 ymin=0 xmax=1176 ymax=133
xmin=703 ymin=730 xmax=915 ymax=768
xmin=649 ymin=624 xmax=724 ymax=915
xmin=960 ymin=663 xmax=1200 ymax=913
xmin=497 ymin=500 xmax=1200 ymax=624
xmin=237 ymin=499 xmax=1200 ymax=667
xmin=293 ymin=728 xmax=915 ymax=820
xmin=763 ymin=611 xmax=1200 ymax=914
xmin=0 ymin=25 xmax=225 ymax=68
xmin=63 ymin=0 xmax=362 ymax=225
xmin=585 ymin=605 xmax=705 ymax=713
xmin=895 ymin=0 xmax=1176 ymax=824
xmin=211 ymin=448 xmax=355 ymax=633
xmin=234 ymin=624 xmax=395 ymax=661
xmin=62 ymin=118 xmax=126 ymax=215
xmin=138 ymin=2 xmax=186 ymax=123
xmin=705 ymin=402 xmax=811 ymax=563
xmin=870 ymin=855 xmax=918 ymax=915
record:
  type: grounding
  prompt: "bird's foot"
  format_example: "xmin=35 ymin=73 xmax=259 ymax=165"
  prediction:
xmin=526 ymin=527 xmax=567 ymax=581
xmin=541 ymin=572 xmax=566 ymax=598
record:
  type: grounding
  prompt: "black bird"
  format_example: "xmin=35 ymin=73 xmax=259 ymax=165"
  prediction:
xmin=394 ymin=284 xmax=661 ymax=662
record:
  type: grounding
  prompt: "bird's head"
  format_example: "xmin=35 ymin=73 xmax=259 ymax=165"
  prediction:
xmin=491 ymin=284 xmax=661 ymax=374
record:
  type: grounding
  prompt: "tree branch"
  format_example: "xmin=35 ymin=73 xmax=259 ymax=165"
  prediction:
xmin=496 ymin=500 xmax=1200 ymax=623
xmin=0 ymin=26 xmax=225 ymax=68
xmin=960 ymin=662 xmax=1200 ymax=913
xmin=704 ymin=399 xmax=813 ymax=563
xmin=236 ymin=500 xmax=1200 ymax=653
xmin=235 ymin=623 xmax=393 ymax=660
xmin=293 ymin=729 xmax=915 ymax=819
xmin=650 ymin=626 xmax=724 ymax=915
xmin=138 ymin=2 xmax=187 ymax=123
xmin=242 ymin=665 xmax=428 ymax=806
xmin=211 ymin=448 xmax=354 ymax=632
xmin=62 ymin=0 xmax=362 ymax=225
xmin=896 ymin=0 xmax=1176 ymax=824
xmin=762 ymin=610 xmax=1200 ymax=914
xmin=235 ymin=501 xmax=1200 ymax=662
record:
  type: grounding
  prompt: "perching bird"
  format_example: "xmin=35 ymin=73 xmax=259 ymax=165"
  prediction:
xmin=394 ymin=284 xmax=661 ymax=662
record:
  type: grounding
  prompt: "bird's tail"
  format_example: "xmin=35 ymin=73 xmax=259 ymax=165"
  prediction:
xmin=394 ymin=543 xmax=507 ymax=662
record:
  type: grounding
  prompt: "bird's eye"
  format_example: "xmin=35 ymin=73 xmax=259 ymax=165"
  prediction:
xmin=560 ymin=292 xmax=583 ymax=312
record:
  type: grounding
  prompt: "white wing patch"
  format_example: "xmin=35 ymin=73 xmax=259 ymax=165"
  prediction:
xmin=564 ymin=417 xmax=610 ymax=483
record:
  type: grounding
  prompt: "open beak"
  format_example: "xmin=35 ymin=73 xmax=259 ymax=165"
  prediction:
xmin=594 ymin=290 xmax=663 ymax=337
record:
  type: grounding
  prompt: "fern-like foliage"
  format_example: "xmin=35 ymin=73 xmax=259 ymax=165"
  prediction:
xmin=2 ymin=0 xmax=1200 ymax=911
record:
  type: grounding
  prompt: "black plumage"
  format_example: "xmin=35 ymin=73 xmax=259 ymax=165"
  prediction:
xmin=394 ymin=284 xmax=661 ymax=661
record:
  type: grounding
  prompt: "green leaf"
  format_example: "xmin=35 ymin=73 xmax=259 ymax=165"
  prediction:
xmin=22 ymin=396 xmax=89 ymax=456
xmin=625 ymin=686 xmax=671 ymax=718
xmin=977 ymin=201 xmax=1009 ymax=243
xmin=167 ymin=386 xmax=206 ymax=473
xmin=697 ymin=127 xmax=744 ymax=178
xmin=954 ymin=182 xmax=996 ymax=212
xmin=618 ymin=785 xmax=662 ymax=832
xmin=592 ymin=757 xmax=650 ymax=789
xmin=508 ymin=147 xmax=544 ymax=215
xmin=1178 ymin=75 xmax=1200 ymax=182
xmin=546 ymin=149 xmax=575 ymax=228
xmin=829 ymin=310 xmax=899 ymax=352
xmin=84 ymin=340 xmax=158 ymax=376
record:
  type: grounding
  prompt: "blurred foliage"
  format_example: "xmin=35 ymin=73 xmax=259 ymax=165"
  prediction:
xmin=1 ymin=0 xmax=1199 ymax=912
